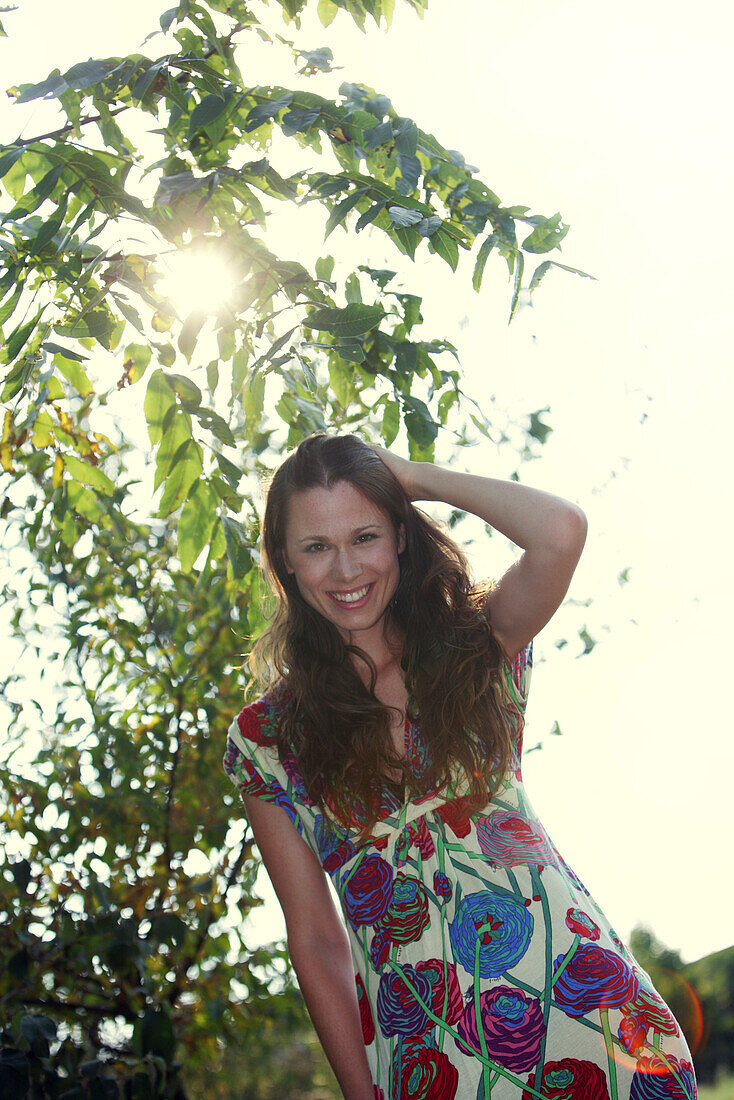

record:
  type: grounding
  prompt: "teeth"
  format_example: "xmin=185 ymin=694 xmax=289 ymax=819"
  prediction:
xmin=330 ymin=584 xmax=370 ymax=603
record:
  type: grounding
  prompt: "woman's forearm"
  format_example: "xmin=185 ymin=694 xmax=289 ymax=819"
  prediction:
xmin=410 ymin=461 xmax=586 ymax=554
xmin=289 ymin=934 xmax=374 ymax=1100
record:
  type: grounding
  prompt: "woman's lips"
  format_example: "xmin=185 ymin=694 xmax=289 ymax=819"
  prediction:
xmin=326 ymin=582 xmax=374 ymax=608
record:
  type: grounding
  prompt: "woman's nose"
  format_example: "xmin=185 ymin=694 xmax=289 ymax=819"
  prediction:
xmin=333 ymin=549 xmax=362 ymax=579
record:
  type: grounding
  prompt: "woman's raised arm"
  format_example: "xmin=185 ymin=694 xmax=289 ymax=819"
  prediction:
xmin=370 ymin=447 xmax=587 ymax=665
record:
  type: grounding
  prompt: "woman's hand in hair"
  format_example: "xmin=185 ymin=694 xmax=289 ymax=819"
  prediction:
xmin=367 ymin=443 xmax=418 ymax=501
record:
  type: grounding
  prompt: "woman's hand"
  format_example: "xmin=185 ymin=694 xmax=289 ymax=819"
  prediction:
xmin=367 ymin=443 xmax=419 ymax=501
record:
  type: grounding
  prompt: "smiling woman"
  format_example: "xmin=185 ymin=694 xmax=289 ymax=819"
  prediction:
xmin=155 ymin=247 xmax=238 ymax=316
xmin=222 ymin=431 xmax=699 ymax=1100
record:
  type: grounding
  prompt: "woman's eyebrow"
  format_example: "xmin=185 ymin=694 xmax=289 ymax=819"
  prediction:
xmin=297 ymin=524 xmax=383 ymax=543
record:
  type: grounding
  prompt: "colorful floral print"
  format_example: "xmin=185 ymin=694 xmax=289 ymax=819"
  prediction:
xmin=222 ymin=640 xmax=698 ymax=1099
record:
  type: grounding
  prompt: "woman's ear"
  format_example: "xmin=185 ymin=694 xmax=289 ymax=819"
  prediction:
xmin=279 ymin=546 xmax=294 ymax=574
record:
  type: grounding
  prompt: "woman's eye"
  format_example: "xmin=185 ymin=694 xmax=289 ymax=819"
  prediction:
xmin=305 ymin=534 xmax=376 ymax=552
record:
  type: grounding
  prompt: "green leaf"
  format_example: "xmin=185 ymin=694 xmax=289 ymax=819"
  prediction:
xmin=216 ymin=452 xmax=242 ymax=489
xmin=427 ymin=228 xmax=459 ymax=272
xmin=0 ymin=282 xmax=23 ymax=328
xmin=188 ymin=94 xmax=228 ymax=140
xmin=221 ymin=515 xmax=252 ymax=577
xmin=473 ymin=233 xmax=497 ymax=292
xmin=522 ymin=213 xmax=570 ymax=254
xmin=306 ymin=303 xmax=384 ymax=338
xmin=144 ymin=369 xmax=176 ymax=445
xmin=381 ymin=400 xmax=400 ymax=447
xmin=388 ymin=206 xmax=423 ymax=229
xmin=55 ymin=354 xmax=93 ymax=396
xmin=328 ymin=358 xmax=352 ymax=406
xmin=13 ymin=70 xmax=67 ymax=104
xmin=415 ymin=215 xmax=442 ymax=238
xmin=527 ymin=407 xmax=552 ymax=445
xmin=67 ymin=481 xmax=104 ymax=523
xmin=123 ymin=343 xmax=152 ymax=385
xmin=178 ymin=479 xmax=218 ymax=572
xmin=355 ymin=200 xmax=387 ymax=232
xmin=508 ymin=251 xmax=524 ymax=323
xmin=32 ymin=192 xmax=69 ymax=251
xmin=0 ymin=147 xmax=24 ymax=180
xmin=242 ymin=92 xmax=293 ymax=133
xmin=362 ymin=120 xmax=392 ymax=149
xmin=158 ymin=439 xmax=203 ymax=517
xmin=5 ymin=162 xmax=64 ymax=219
xmin=63 ymin=454 xmax=115 ymax=495
xmin=403 ymin=396 xmax=438 ymax=448
xmin=528 ymin=260 xmax=552 ymax=294
xmin=281 ymin=106 xmax=322 ymax=135
xmin=317 ymin=0 xmax=338 ymax=26
xmin=154 ymin=411 xmax=193 ymax=491
xmin=164 ymin=372 xmax=203 ymax=407
xmin=178 ymin=312 xmax=206 ymax=362
xmin=4 ymin=309 xmax=43 ymax=363
xmin=324 ymin=187 xmax=369 ymax=239
xmin=42 ymin=341 xmax=88 ymax=362
xmin=315 ymin=255 xmax=335 ymax=282
xmin=393 ymin=117 xmax=418 ymax=156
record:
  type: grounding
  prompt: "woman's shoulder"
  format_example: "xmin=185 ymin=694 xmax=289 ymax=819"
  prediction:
xmin=234 ymin=678 xmax=291 ymax=749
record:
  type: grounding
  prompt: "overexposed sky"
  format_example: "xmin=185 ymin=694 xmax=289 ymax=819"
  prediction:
xmin=2 ymin=0 xmax=732 ymax=963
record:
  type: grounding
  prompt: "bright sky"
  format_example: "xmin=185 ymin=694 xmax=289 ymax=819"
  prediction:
xmin=2 ymin=0 xmax=732 ymax=964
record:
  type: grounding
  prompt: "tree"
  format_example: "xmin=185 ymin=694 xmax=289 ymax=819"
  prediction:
xmin=630 ymin=926 xmax=734 ymax=1084
xmin=0 ymin=0 xmax=587 ymax=573
xmin=0 ymin=0 xmax=588 ymax=1095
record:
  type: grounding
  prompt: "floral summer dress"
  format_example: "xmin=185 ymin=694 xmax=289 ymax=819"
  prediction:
xmin=222 ymin=642 xmax=698 ymax=1100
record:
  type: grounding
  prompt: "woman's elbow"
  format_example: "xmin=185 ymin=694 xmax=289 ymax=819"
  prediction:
xmin=553 ymin=504 xmax=588 ymax=558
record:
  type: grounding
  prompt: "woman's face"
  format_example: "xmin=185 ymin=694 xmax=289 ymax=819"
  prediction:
xmin=280 ymin=480 xmax=406 ymax=644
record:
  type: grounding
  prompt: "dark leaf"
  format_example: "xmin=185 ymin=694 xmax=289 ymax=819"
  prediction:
xmin=306 ymin=303 xmax=384 ymax=338
xmin=388 ymin=206 xmax=423 ymax=228
xmin=242 ymin=92 xmax=294 ymax=133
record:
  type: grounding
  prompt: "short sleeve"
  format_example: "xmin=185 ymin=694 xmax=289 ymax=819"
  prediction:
xmin=222 ymin=699 xmax=305 ymax=838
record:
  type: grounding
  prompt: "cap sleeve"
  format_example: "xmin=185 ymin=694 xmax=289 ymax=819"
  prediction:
xmin=222 ymin=698 xmax=306 ymax=838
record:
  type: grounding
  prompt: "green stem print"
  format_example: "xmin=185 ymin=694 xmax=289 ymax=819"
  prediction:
xmin=473 ymin=934 xmax=493 ymax=1100
xmin=530 ymin=864 xmax=553 ymax=1080
xmin=599 ymin=1008 xmax=619 ymax=1100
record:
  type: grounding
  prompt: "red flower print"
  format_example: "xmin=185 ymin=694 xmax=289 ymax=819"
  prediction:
xmin=391 ymin=1044 xmax=459 ymax=1099
xmin=522 ymin=1058 xmax=610 ymax=1100
xmin=565 ymin=907 xmax=601 ymax=940
xmin=356 ymin=972 xmax=375 ymax=1045
xmin=377 ymin=872 xmax=431 ymax=945
xmin=434 ymin=797 xmax=473 ymax=838
xmin=624 ymin=986 xmax=680 ymax=1036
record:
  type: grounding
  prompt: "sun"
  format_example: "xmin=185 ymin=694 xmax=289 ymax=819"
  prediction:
xmin=155 ymin=247 xmax=238 ymax=317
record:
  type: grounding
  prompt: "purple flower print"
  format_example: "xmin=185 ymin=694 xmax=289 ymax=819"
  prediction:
xmin=455 ymin=985 xmax=544 ymax=1071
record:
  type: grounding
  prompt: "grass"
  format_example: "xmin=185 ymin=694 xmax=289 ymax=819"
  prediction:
xmin=698 ymin=1074 xmax=734 ymax=1100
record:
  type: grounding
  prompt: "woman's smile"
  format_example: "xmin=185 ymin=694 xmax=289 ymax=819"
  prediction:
xmin=326 ymin=582 xmax=375 ymax=607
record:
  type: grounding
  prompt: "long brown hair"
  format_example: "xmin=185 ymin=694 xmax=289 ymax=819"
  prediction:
xmin=246 ymin=431 xmax=523 ymax=847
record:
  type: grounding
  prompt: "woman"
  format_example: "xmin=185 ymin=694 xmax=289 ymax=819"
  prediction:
xmin=222 ymin=431 xmax=697 ymax=1100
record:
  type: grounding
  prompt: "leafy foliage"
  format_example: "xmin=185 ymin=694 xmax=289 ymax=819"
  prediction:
xmin=0 ymin=0 xmax=590 ymax=1094
xmin=0 ymin=0 xmax=588 ymax=585
xmin=0 ymin=462 xmax=342 ymax=1097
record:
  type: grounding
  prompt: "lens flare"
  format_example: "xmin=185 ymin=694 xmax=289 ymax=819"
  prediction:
xmin=156 ymin=248 xmax=237 ymax=317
